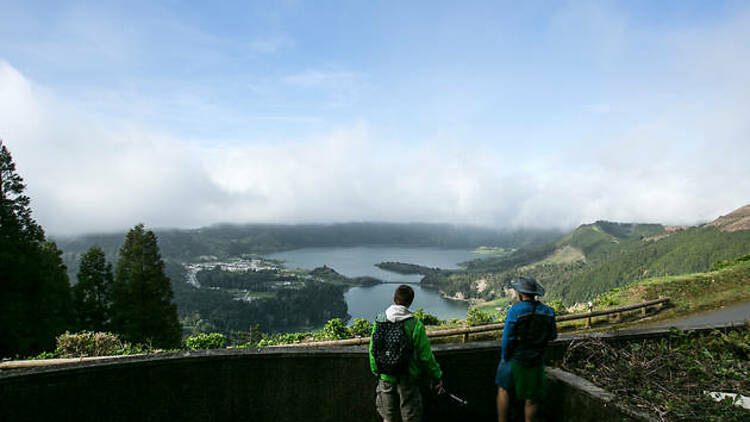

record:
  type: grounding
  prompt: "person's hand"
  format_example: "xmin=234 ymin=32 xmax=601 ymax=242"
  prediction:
xmin=432 ymin=379 xmax=445 ymax=395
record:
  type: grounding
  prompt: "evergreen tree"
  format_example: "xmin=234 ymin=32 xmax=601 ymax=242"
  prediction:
xmin=0 ymin=141 xmax=71 ymax=357
xmin=73 ymin=246 xmax=114 ymax=332
xmin=111 ymin=224 xmax=181 ymax=348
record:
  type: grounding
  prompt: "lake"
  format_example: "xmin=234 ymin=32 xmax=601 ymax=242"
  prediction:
xmin=267 ymin=246 xmax=481 ymax=321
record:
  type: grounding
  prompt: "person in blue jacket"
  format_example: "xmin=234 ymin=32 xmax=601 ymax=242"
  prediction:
xmin=496 ymin=276 xmax=557 ymax=422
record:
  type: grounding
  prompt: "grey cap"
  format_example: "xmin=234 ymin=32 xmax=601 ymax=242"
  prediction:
xmin=510 ymin=276 xmax=545 ymax=297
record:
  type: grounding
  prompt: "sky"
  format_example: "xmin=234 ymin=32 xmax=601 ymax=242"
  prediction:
xmin=1 ymin=0 xmax=750 ymax=235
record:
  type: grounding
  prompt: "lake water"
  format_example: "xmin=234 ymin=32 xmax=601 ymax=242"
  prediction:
xmin=267 ymin=247 xmax=480 ymax=321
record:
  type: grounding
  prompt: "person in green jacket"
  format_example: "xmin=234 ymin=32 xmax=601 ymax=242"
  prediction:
xmin=369 ymin=285 xmax=443 ymax=422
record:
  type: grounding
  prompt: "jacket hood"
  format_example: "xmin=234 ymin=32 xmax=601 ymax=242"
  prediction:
xmin=385 ymin=304 xmax=413 ymax=322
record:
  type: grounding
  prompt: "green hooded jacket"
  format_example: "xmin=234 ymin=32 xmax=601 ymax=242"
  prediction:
xmin=368 ymin=313 xmax=443 ymax=384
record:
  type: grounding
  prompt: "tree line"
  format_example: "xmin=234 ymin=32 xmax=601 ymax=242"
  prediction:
xmin=0 ymin=142 xmax=180 ymax=357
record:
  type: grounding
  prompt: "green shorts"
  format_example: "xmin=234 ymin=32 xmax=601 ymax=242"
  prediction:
xmin=375 ymin=379 xmax=423 ymax=422
xmin=495 ymin=360 xmax=546 ymax=401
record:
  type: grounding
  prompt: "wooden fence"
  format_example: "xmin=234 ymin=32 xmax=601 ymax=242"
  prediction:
xmin=278 ymin=297 xmax=671 ymax=347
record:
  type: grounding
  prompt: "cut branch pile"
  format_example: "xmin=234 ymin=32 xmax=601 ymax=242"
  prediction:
xmin=561 ymin=326 xmax=750 ymax=421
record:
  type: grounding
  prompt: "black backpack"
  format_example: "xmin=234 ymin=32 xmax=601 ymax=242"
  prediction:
xmin=371 ymin=317 xmax=414 ymax=376
xmin=509 ymin=301 xmax=556 ymax=366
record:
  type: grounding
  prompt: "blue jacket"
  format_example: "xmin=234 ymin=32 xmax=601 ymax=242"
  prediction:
xmin=501 ymin=300 xmax=557 ymax=366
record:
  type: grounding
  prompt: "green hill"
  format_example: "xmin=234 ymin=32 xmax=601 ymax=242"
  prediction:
xmin=445 ymin=205 xmax=750 ymax=306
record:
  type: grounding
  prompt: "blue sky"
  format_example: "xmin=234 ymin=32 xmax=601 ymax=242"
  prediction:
xmin=1 ymin=1 xmax=750 ymax=234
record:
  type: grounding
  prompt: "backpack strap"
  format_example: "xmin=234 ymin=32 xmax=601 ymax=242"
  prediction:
xmin=403 ymin=316 xmax=417 ymax=341
xmin=394 ymin=317 xmax=417 ymax=384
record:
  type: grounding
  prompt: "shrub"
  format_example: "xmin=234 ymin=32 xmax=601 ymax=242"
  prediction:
xmin=185 ymin=333 xmax=226 ymax=350
xmin=547 ymin=299 xmax=568 ymax=316
xmin=596 ymin=288 xmax=621 ymax=308
xmin=322 ymin=318 xmax=351 ymax=340
xmin=413 ymin=308 xmax=442 ymax=325
xmin=256 ymin=331 xmax=312 ymax=347
xmin=712 ymin=253 xmax=750 ymax=271
xmin=55 ymin=331 xmax=123 ymax=357
xmin=32 ymin=351 xmax=57 ymax=360
xmin=350 ymin=318 xmax=373 ymax=337
xmin=466 ymin=308 xmax=495 ymax=326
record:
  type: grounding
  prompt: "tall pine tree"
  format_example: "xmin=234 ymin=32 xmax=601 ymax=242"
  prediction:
xmin=73 ymin=246 xmax=114 ymax=332
xmin=0 ymin=141 xmax=71 ymax=357
xmin=111 ymin=224 xmax=181 ymax=348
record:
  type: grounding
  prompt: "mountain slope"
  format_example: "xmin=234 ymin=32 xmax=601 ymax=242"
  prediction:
xmin=455 ymin=204 xmax=750 ymax=306
xmin=706 ymin=204 xmax=750 ymax=232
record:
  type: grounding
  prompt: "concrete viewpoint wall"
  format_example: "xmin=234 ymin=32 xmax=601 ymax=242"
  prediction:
xmin=1 ymin=330 xmax=684 ymax=422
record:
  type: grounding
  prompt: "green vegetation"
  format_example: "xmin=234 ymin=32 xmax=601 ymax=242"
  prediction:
xmin=562 ymin=327 xmax=750 ymax=421
xmin=350 ymin=318 xmax=374 ymax=337
xmin=0 ymin=141 xmax=72 ymax=358
xmin=51 ymin=331 xmax=154 ymax=358
xmin=72 ymin=246 xmax=114 ymax=332
xmin=111 ymin=224 xmax=182 ymax=349
xmin=413 ymin=308 xmax=442 ymax=325
xmin=185 ymin=333 xmax=226 ymax=350
xmin=594 ymin=260 xmax=750 ymax=320
xmin=471 ymin=297 xmax=511 ymax=315
xmin=321 ymin=318 xmax=351 ymax=340
xmin=713 ymin=253 xmax=750 ymax=271
xmin=466 ymin=308 xmax=496 ymax=326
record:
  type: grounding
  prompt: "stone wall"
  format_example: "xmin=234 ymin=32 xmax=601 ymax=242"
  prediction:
xmin=1 ymin=331 xmax=677 ymax=421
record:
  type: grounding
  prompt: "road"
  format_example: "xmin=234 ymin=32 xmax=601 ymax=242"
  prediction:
xmin=644 ymin=300 xmax=750 ymax=329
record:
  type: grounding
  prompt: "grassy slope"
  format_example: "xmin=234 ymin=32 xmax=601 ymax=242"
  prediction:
xmin=598 ymin=261 xmax=750 ymax=321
